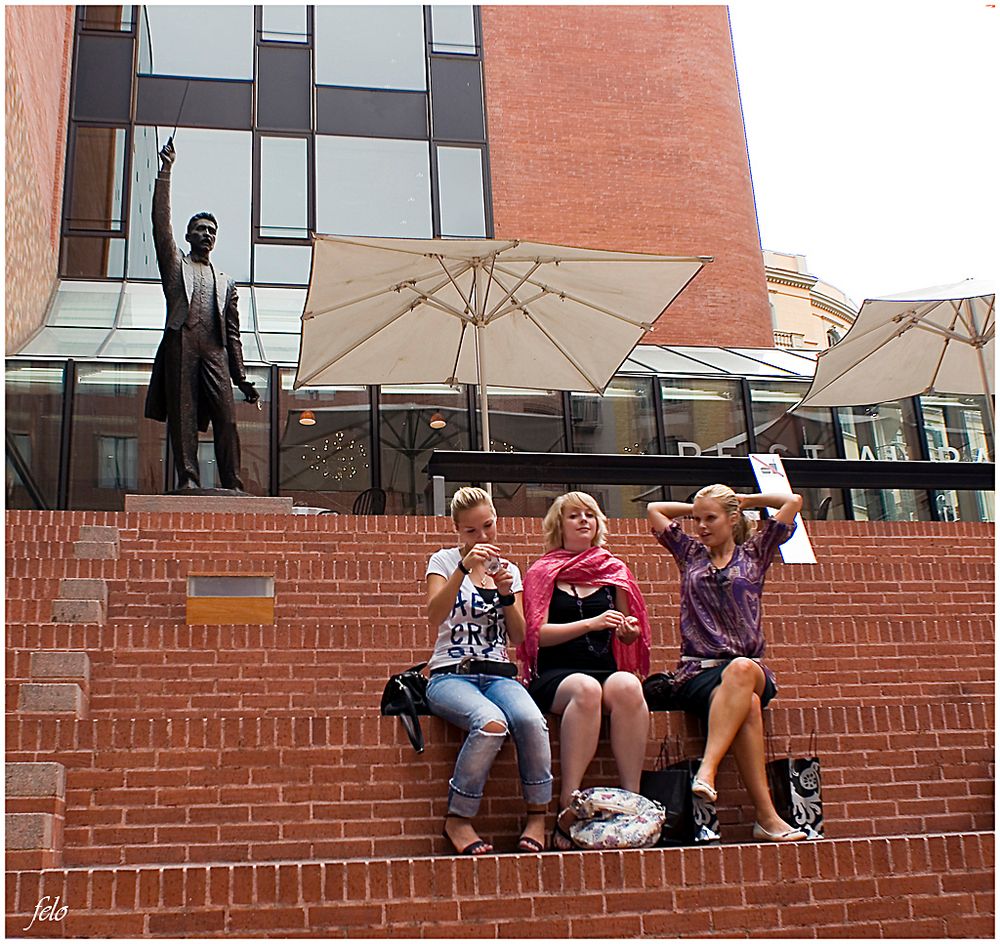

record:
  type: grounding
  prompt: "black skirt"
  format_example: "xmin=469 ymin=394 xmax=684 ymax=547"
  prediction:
xmin=673 ymin=662 xmax=777 ymax=719
xmin=528 ymin=668 xmax=618 ymax=715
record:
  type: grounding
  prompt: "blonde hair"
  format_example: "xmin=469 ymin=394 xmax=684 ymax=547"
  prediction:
xmin=542 ymin=491 xmax=609 ymax=552
xmin=450 ymin=486 xmax=495 ymax=524
xmin=694 ymin=483 xmax=752 ymax=545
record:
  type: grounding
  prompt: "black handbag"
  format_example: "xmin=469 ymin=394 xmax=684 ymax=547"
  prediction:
xmin=642 ymin=671 xmax=679 ymax=711
xmin=765 ymin=729 xmax=824 ymax=839
xmin=380 ymin=662 xmax=430 ymax=754
xmin=639 ymin=737 xmax=720 ymax=846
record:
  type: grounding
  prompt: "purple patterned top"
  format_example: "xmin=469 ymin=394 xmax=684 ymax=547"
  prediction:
xmin=652 ymin=517 xmax=796 ymax=690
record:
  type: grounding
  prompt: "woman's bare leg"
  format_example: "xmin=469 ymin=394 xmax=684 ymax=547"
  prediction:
xmin=601 ymin=671 xmax=650 ymax=793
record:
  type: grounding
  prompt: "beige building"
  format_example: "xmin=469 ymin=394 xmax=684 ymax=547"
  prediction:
xmin=764 ymin=250 xmax=857 ymax=350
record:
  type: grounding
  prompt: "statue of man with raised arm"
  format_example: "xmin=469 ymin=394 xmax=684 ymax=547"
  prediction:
xmin=143 ymin=140 xmax=260 ymax=491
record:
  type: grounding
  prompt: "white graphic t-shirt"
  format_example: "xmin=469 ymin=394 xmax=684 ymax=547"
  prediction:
xmin=425 ymin=546 xmax=523 ymax=672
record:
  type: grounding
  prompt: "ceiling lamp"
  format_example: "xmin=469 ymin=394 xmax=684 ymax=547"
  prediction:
xmin=429 ymin=412 xmax=447 ymax=429
xmin=299 ymin=409 xmax=317 ymax=426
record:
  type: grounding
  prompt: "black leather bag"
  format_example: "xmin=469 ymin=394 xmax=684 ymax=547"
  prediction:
xmin=642 ymin=671 xmax=680 ymax=711
xmin=639 ymin=737 xmax=720 ymax=846
xmin=380 ymin=662 xmax=430 ymax=753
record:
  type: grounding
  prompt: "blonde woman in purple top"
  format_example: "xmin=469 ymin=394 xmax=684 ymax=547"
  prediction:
xmin=647 ymin=484 xmax=807 ymax=842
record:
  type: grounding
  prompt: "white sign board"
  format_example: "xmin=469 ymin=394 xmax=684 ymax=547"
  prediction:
xmin=748 ymin=454 xmax=817 ymax=565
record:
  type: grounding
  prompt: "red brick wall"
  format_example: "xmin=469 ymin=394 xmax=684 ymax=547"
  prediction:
xmin=481 ymin=5 xmax=773 ymax=347
xmin=4 ymin=6 xmax=74 ymax=352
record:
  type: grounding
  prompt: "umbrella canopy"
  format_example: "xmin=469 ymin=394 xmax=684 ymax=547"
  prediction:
xmin=294 ymin=235 xmax=709 ymax=449
xmin=795 ymin=279 xmax=994 ymax=433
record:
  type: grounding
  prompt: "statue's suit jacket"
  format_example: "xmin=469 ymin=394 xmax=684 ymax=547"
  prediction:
xmin=143 ymin=171 xmax=248 ymax=431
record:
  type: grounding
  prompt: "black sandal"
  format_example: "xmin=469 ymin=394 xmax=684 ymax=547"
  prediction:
xmin=549 ymin=808 xmax=575 ymax=851
xmin=518 ymin=809 xmax=547 ymax=853
xmin=442 ymin=815 xmax=494 ymax=856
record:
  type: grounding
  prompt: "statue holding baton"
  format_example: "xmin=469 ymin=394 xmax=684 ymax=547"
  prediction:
xmin=143 ymin=139 xmax=260 ymax=492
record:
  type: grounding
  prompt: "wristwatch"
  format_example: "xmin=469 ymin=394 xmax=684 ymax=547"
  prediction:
xmin=457 ymin=560 xmax=471 ymax=576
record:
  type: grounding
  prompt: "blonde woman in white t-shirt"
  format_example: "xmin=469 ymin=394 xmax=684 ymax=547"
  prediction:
xmin=425 ymin=487 xmax=553 ymax=856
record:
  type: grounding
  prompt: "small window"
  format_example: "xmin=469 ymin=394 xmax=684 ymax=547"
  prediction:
xmin=67 ymin=127 xmax=127 ymax=231
xmin=81 ymin=5 xmax=135 ymax=31
xmin=138 ymin=6 xmax=254 ymax=80
xmin=259 ymin=137 xmax=309 ymax=239
xmin=431 ymin=6 xmax=477 ymax=55
xmin=253 ymin=245 xmax=312 ymax=285
xmin=437 ymin=146 xmax=486 ymax=237
xmin=314 ymin=6 xmax=426 ymax=91
xmin=61 ymin=237 xmax=126 ymax=279
xmin=97 ymin=436 xmax=139 ymax=490
xmin=260 ymin=6 xmax=309 ymax=43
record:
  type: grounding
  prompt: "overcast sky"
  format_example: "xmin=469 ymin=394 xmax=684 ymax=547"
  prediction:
xmin=728 ymin=0 xmax=997 ymax=306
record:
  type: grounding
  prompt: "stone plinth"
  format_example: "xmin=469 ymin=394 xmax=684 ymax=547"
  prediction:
xmin=125 ymin=495 xmax=294 ymax=514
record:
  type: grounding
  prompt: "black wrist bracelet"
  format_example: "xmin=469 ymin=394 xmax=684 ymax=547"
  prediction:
xmin=457 ymin=560 xmax=470 ymax=575
xmin=498 ymin=594 xmax=516 ymax=607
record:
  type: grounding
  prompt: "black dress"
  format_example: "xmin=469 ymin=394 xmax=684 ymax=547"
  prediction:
xmin=527 ymin=585 xmax=618 ymax=713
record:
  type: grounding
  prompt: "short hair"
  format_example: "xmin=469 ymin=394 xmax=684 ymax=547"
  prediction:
xmin=450 ymin=486 xmax=495 ymax=524
xmin=186 ymin=211 xmax=217 ymax=234
xmin=542 ymin=491 xmax=608 ymax=552
xmin=694 ymin=483 xmax=752 ymax=545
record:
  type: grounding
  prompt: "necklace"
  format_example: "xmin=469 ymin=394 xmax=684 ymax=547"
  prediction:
xmin=569 ymin=584 xmax=613 ymax=658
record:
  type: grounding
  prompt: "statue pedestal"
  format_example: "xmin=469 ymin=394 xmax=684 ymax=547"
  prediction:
xmin=124 ymin=494 xmax=294 ymax=514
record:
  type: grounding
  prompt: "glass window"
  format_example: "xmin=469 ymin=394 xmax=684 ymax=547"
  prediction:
xmin=660 ymin=378 xmax=747 ymax=457
xmin=672 ymin=346 xmax=789 ymax=376
xmin=259 ymin=333 xmax=302 ymax=364
xmin=67 ymin=127 xmax=126 ymax=231
xmin=47 ymin=282 xmax=122 ymax=327
xmin=314 ymin=6 xmax=426 ymax=90
xmin=61 ymin=236 xmax=126 ymax=278
xmin=138 ymin=6 xmax=253 ymax=80
xmin=731 ymin=347 xmax=817 ymax=377
xmin=279 ymin=372 xmax=371 ymax=513
xmin=98 ymin=329 xmax=161 ymax=359
xmin=437 ymin=146 xmax=486 ymax=237
xmin=431 ymin=6 xmax=477 ymax=54
xmin=748 ymin=380 xmax=844 ymax=520
xmin=483 ymin=387 xmax=568 ymax=517
xmin=253 ymin=245 xmax=313 ymax=285
xmin=837 ymin=401 xmax=931 ymax=521
xmin=572 ymin=377 xmax=659 ymax=518
xmin=627 ymin=346 xmax=722 ymax=375
xmin=920 ymin=392 xmax=994 ymax=523
xmin=380 ymin=384 xmax=471 ymax=515
xmin=128 ymin=126 xmax=252 ymax=281
xmin=81 ymin=5 xmax=136 ymax=31
xmin=253 ymin=287 xmax=306 ymax=333
xmin=118 ymin=281 xmax=170 ymax=328
xmin=261 ymin=6 xmax=308 ymax=43
xmin=260 ymin=137 xmax=309 ymax=238
xmin=70 ymin=364 xmax=167 ymax=509
xmin=5 ymin=362 xmax=65 ymax=509
xmin=19 ymin=328 xmax=112 ymax=357
xmin=315 ymin=136 xmax=432 ymax=238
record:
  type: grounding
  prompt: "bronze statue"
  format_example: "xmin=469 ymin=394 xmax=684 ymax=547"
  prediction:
xmin=143 ymin=140 xmax=260 ymax=491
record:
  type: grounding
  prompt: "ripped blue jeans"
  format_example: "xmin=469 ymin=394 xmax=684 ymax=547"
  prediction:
xmin=426 ymin=673 xmax=553 ymax=817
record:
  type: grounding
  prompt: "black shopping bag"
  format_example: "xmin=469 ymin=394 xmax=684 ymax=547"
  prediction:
xmin=640 ymin=738 xmax=720 ymax=846
xmin=380 ymin=662 xmax=430 ymax=754
xmin=765 ymin=730 xmax=823 ymax=839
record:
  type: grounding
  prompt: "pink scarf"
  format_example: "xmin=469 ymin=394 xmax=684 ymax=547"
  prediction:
xmin=519 ymin=546 xmax=651 ymax=681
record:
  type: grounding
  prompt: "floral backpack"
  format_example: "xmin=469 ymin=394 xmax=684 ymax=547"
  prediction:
xmin=568 ymin=787 xmax=666 ymax=849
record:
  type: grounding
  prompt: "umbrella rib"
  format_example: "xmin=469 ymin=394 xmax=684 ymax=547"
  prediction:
xmin=483 ymin=261 xmax=543 ymax=321
xmin=304 ymin=268 xmax=449 ymax=320
xmin=447 ymin=321 xmax=468 ymax=385
xmin=488 ymin=289 xmax=551 ymax=322
xmin=491 ymin=263 xmax=653 ymax=328
xmin=520 ymin=310 xmax=604 ymax=393
xmin=434 ymin=256 xmax=475 ymax=317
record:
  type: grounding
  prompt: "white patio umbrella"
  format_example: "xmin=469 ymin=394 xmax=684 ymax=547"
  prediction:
xmin=794 ymin=279 xmax=995 ymax=435
xmin=294 ymin=235 xmax=709 ymax=450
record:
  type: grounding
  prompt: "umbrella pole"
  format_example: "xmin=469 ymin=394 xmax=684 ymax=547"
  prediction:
xmin=474 ymin=270 xmax=493 ymax=496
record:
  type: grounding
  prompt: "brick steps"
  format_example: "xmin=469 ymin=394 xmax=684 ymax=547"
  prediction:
xmin=5 ymin=701 xmax=992 ymax=867
xmin=5 ymin=831 xmax=995 ymax=939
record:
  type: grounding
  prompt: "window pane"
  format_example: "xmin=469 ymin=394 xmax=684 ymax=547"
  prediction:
xmin=837 ymin=401 xmax=931 ymax=521
xmin=254 ymin=244 xmax=312 ymax=285
xmin=628 ymin=346 xmax=722 ymax=375
xmin=118 ymin=281 xmax=169 ymax=328
xmin=81 ymin=5 xmax=135 ymax=31
xmin=19 ymin=328 xmax=112 ymax=357
xmin=731 ymin=347 xmax=817 ymax=377
xmin=572 ymin=378 xmax=659 ymax=518
xmin=660 ymin=378 xmax=747 ymax=456
xmin=437 ymin=146 xmax=486 ymax=237
xmin=261 ymin=5 xmax=308 ymax=43
xmin=259 ymin=332 xmax=302 ymax=364
xmin=253 ymin=287 xmax=306 ymax=332
xmin=70 ymin=364 xmax=167 ymax=509
xmin=260 ymin=137 xmax=309 ymax=238
xmin=483 ymin=387 xmax=567 ymax=518
xmin=380 ymin=384 xmax=471 ymax=515
xmin=672 ymin=346 xmax=789 ymax=376
xmin=314 ymin=5 xmax=426 ymax=90
xmin=431 ymin=6 xmax=477 ymax=54
xmin=98 ymin=329 xmax=161 ymax=359
xmin=749 ymin=380 xmax=844 ymax=520
xmin=128 ymin=126 xmax=252 ymax=281
xmin=61 ymin=236 xmax=126 ymax=278
xmin=279 ymin=371 xmax=371 ymax=513
xmin=919 ymin=393 xmax=994 ymax=463
xmin=5 ymin=362 xmax=65 ymax=509
xmin=315 ymin=136 xmax=432 ymax=238
xmin=48 ymin=282 xmax=121 ymax=327
xmin=67 ymin=127 xmax=126 ymax=230
xmin=138 ymin=5 xmax=253 ymax=80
